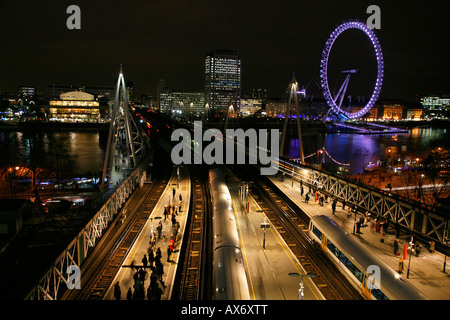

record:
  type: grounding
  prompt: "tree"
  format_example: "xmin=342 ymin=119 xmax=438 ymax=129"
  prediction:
xmin=353 ymin=146 xmax=371 ymax=179
xmin=398 ymin=131 xmax=450 ymax=207
xmin=0 ymin=132 xmax=78 ymax=208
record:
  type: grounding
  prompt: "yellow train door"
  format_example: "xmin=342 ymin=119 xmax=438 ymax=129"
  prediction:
xmin=361 ymin=274 xmax=373 ymax=299
xmin=321 ymin=234 xmax=328 ymax=253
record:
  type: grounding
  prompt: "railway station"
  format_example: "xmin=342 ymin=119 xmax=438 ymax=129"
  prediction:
xmin=17 ymin=64 xmax=449 ymax=303
xmin=96 ymin=164 xmax=326 ymax=301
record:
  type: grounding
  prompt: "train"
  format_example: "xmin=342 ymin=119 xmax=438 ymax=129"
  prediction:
xmin=309 ymin=215 xmax=428 ymax=300
xmin=209 ymin=168 xmax=251 ymax=300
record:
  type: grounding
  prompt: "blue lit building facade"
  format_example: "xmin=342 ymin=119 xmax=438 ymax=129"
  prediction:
xmin=421 ymin=96 xmax=450 ymax=119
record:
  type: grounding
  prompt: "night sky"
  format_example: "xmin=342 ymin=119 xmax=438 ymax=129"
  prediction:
xmin=0 ymin=0 xmax=449 ymax=101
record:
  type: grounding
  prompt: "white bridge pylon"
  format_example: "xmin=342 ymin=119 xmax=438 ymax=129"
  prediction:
xmin=280 ymin=73 xmax=305 ymax=164
xmin=101 ymin=65 xmax=146 ymax=189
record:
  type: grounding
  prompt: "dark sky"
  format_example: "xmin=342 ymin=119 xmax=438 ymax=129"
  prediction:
xmin=0 ymin=0 xmax=449 ymax=101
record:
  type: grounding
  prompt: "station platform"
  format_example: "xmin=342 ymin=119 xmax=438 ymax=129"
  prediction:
xmin=268 ymin=175 xmax=450 ymax=300
xmin=103 ymin=165 xmax=191 ymax=300
xmin=226 ymin=171 xmax=325 ymax=300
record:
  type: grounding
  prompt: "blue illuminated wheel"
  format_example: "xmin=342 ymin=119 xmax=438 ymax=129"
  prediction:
xmin=320 ymin=20 xmax=384 ymax=119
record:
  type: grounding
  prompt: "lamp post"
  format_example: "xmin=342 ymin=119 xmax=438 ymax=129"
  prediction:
xmin=258 ymin=210 xmax=272 ymax=249
xmin=443 ymin=224 xmax=448 ymax=273
xmin=291 ymin=166 xmax=295 ymax=187
xmin=289 ymin=272 xmax=316 ymax=300
xmin=407 ymin=234 xmax=414 ymax=279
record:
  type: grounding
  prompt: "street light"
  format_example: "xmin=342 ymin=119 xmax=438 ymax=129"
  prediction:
xmin=258 ymin=210 xmax=272 ymax=249
xmin=443 ymin=223 xmax=448 ymax=273
xmin=291 ymin=166 xmax=295 ymax=187
xmin=407 ymin=234 xmax=414 ymax=279
xmin=288 ymin=272 xmax=317 ymax=300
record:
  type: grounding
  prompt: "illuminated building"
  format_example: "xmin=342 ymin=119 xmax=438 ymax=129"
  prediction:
xmin=158 ymin=87 xmax=173 ymax=114
xmin=156 ymin=79 xmax=167 ymax=112
xmin=352 ymin=106 xmax=380 ymax=121
xmin=421 ymin=96 xmax=450 ymax=119
xmin=405 ymin=108 xmax=423 ymax=120
xmin=159 ymin=87 xmax=205 ymax=118
xmin=41 ymin=91 xmax=109 ymax=122
xmin=240 ymin=99 xmax=262 ymax=117
xmin=172 ymin=91 xmax=205 ymax=118
xmin=18 ymin=86 xmax=35 ymax=98
xmin=205 ymin=50 xmax=241 ymax=117
xmin=382 ymin=104 xmax=404 ymax=120
xmin=265 ymin=98 xmax=286 ymax=117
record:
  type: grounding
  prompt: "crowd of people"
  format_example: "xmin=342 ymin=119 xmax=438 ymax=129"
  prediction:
xmin=113 ymin=187 xmax=182 ymax=300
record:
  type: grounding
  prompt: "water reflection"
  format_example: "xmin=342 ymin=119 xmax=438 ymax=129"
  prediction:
xmin=0 ymin=131 xmax=105 ymax=175
xmin=288 ymin=127 xmax=445 ymax=174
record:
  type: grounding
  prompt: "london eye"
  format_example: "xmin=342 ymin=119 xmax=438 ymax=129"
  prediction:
xmin=320 ymin=20 xmax=384 ymax=119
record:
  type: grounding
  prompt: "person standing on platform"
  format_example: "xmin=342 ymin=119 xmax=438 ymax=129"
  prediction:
xmin=127 ymin=287 xmax=133 ymax=300
xmin=154 ymin=284 xmax=163 ymax=300
xmin=142 ymin=254 xmax=148 ymax=268
xmin=148 ymin=248 xmax=154 ymax=267
xmin=155 ymin=247 xmax=162 ymax=263
xmin=398 ymin=258 xmax=404 ymax=274
xmin=375 ymin=218 xmax=381 ymax=233
xmin=331 ymin=198 xmax=337 ymax=215
xmin=394 ymin=239 xmax=399 ymax=255
xmin=395 ymin=222 xmax=401 ymax=238
xmin=170 ymin=236 xmax=175 ymax=251
xmin=430 ymin=240 xmax=435 ymax=254
xmin=155 ymin=260 xmax=164 ymax=285
xmin=305 ymin=193 xmax=309 ymax=203
xmin=114 ymin=281 xmax=121 ymax=300
xmin=380 ymin=228 xmax=385 ymax=243
xmin=383 ymin=218 xmax=389 ymax=234
xmin=157 ymin=221 xmax=162 ymax=239
xmin=172 ymin=212 xmax=176 ymax=225
xmin=167 ymin=245 xmax=172 ymax=263
xmin=139 ymin=268 xmax=146 ymax=284
xmin=342 ymin=199 xmax=346 ymax=210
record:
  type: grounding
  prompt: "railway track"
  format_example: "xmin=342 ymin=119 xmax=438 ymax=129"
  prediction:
xmin=173 ymin=165 xmax=212 ymax=300
xmin=62 ymin=163 xmax=171 ymax=300
xmin=231 ymin=164 xmax=364 ymax=300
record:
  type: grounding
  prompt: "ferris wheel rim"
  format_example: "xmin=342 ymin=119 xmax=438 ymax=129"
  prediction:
xmin=320 ymin=20 xmax=384 ymax=119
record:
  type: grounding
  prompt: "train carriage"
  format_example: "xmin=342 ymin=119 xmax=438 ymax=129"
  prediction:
xmin=309 ymin=215 xmax=428 ymax=300
xmin=209 ymin=169 xmax=250 ymax=300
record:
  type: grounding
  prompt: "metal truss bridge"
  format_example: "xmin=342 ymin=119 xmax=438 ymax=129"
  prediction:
xmin=277 ymin=158 xmax=449 ymax=249
xmin=25 ymin=66 xmax=151 ymax=300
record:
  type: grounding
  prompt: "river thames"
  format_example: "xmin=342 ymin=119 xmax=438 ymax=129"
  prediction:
xmin=0 ymin=126 xmax=446 ymax=175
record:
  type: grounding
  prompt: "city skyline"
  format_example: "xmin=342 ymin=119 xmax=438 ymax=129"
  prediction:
xmin=0 ymin=1 xmax=449 ymax=101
